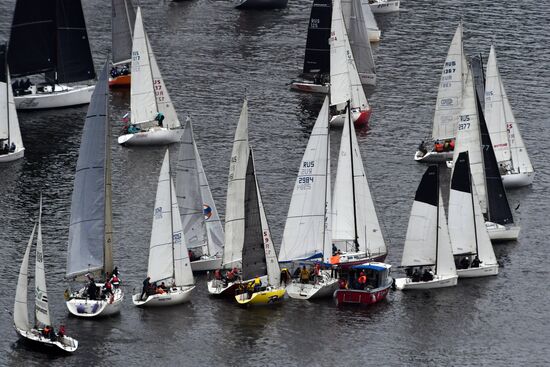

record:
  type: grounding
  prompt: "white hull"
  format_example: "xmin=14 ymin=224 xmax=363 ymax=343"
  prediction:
xmin=395 ymin=274 xmax=458 ymax=290
xmin=502 ymin=171 xmax=534 ymax=188
xmin=132 ymin=286 xmax=194 ymax=307
xmin=118 ymin=127 xmax=183 ymax=146
xmin=289 ymin=81 xmax=329 ymax=94
xmin=369 ymin=0 xmax=399 ymax=13
xmin=207 ymin=279 xmax=237 ymax=296
xmin=486 ymin=222 xmax=520 ymax=241
xmin=15 ymin=327 xmax=78 ymax=353
xmin=191 ymin=256 xmax=223 ymax=272
xmin=14 ymin=85 xmax=95 ymax=110
xmin=66 ymin=287 xmax=124 ymax=317
xmin=457 ymin=264 xmax=499 ymax=278
xmin=286 ymin=277 xmax=339 ymax=300
xmin=368 ymin=29 xmax=381 ymax=42
xmin=0 ymin=147 xmax=25 ymax=162
xmin=414 ymin=149 xmax=454 ymax=163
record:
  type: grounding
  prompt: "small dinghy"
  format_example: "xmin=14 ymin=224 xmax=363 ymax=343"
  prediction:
xmin=117 ymin=7 xmax=182 ymax=146
xmin=394 ymin=165 xmax=458 ymax=290
xmin=109 ymin=0 xmax=136 ymax=87
xmin=65 ymin=64 xmax=124 ymax=318
xmin=132 ymin=150 xmax=195 ymax=307
xmin=333 ymin=262 xmax=392 ymax=306
xmin=14 ymin=197 xmax=78 ymax=353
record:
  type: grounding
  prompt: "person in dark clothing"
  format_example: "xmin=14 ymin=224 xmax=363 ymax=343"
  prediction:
xmin=332 ymin=243 xmax=338 ymax=255
xmin=460 ymin=257 xmax=470 ymax=269
xmin=155 ymin=112 xmax=165 ymax=127
xmin=9 ymin=142 xmax=15 ymax=152
xmin=87 ymin=278 xmax=97 ymax=300
xmin=112 ymin=266 xmax=119 ymax=277
xmin=471 ymin=256 xmax=482 ymax=268
xmin=411 ymin=268 xmax=421 ymax=282
xmin=421 ymin=269 xmax=434 ymax=282
xmin=140 ymin=277 xmax=151 ymax=300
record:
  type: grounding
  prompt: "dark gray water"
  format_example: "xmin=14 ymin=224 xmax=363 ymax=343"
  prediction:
xmin=1 ymin=0 xmax=549 ymax=365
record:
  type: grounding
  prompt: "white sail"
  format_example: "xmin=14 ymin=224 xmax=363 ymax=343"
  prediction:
xmin=471 ymin=183 xmax=497 ymax=265
xmin=432 ymin=23 xmax=467 ymax=141
xmin=342 ymin=0 xmax=376 ymax=85
xmin=279 ymin=97 xmax=331 ymax=262
xmin=14 ymin=223 xmax=35 ymax=331
xmin=452 ymin=67 xmax=487 ymax=213
xmin=332 ymin=109 xmax=385 ymax=256
xmin=330 ymin=0 xmax=369 ymax=110
xmin=448 ymin=185 xmax=477 ymax=256
xmin=176 ymin=119 xmax=207 ymax=252
xmin=435 ymin=193 xmax=456 ymax=277
xmin=0 ymin=70 xmax=24 ymax=151
xmin=256 ymin=171 xmax=280 ymax=286
xmin=149 ymin=150 xmax=194 ymax=286
xmin=35 ymin=198 xmax=51 ymax=327
xmin=196 ymin=145 xmax=224 ymax=256
xmin=223 ymin=99 xmax=249 ymax=267
xmin=485 ymin=45 xmax=533 ymax=174
xmin=130 ymin=7 xmax=157 ymax=125
xmin=148 ymin=36 xmax=180 ymax=129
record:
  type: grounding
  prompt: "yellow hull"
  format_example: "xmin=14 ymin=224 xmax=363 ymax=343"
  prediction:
xmin=235 ymin=288 xmax=286 ymax=305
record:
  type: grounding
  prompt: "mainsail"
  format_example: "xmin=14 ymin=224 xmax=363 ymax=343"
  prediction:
xmin=66 ymin=63 xmax=111 ymax=279
xmin=8 ymin=0 xmax=96 ymax=83
xmin=14 ymin=223 xmax=36 ymax=331
xmin=35 ymin=198 xmax=51 ymax=328
xmin=112 ymin=0 xmax=136 ymax=66
xmin=0 ymin=44 xmax=23 ymax=150
xmin=302 ymin=0 xmax=332 ymax=77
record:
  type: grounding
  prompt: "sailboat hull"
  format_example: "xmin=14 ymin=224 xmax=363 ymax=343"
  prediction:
xmin=235 ymin=287 xmax=286 ymax=305
xmin=235 ymin=0 xmax=288 ymax=9
xmin=286 ymin=275 xmax=339 ymax=300
xmin=330 ymin=107 xmax=372 ymax=128
xmin=369 ymin=0 xmax=400 ymax=13
xmin=207 ymin=279 xmax=240 ymax=297
xmin=289 ymin=80 xmax=329 ymax=94
xmin=415 ymin=149 xmax=454 ymax=163
xmin=118 ymin=127 xmax=183 ymax=146
xmin=394 ymin=274 xmax=458 ymax=290
xmin=66 ymin=287 xmax=124 ymax=317
xmin=132 ymin=286 xmax=194 ymax=307
xmin=15 ymin=327 xmax=78 ymax=353
xmin=333 ymin=281 xmax=392 ymax=305
xmin=331 ymin=251 xmax=387 ymax=270
xmin=502 ymin=171 xmax=534 ymax=188
xmin=0 ymin=147 xmax=25 ymax=162
xmin=14 ymin=85 xmax=95 ymax=110
xmin=109 ymin=74 xmax=131 ymax=87
xmin=368 ymin=30 xmax=381 ymax=42
xmin=191 ymin=256 xmax=223 ymax=272
xmin=457 ymin=264 xmax=498 ymax=278
xmin=486 ymin=222 xmax=520 ymax=241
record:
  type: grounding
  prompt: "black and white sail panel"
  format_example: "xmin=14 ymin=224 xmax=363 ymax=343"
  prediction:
xmin=303 ymin=0 xmax=332 ymax=76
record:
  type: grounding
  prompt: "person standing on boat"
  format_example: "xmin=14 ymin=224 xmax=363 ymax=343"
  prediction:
xmin=357 ymin=272 xmax=368 ymax=289
xmin=140 ymin=277 xmax=151 ymax=301
xmin=471 ymin=256 xmax=482 ymax=268
xmin=155 ymin=112 xmax=165 ymax=127
xmin=300 ymin=266 xmax=310 ymax=284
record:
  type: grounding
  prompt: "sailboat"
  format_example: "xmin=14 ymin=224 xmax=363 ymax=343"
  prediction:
xmin=368 ymin=0 xmax=400 ymax=13
xmin=14 ymin=197 xmax=78 ymax=353
xmin=176 ymin=118 xmax=224 ymax=272
xmin=448 ymin=152 xmax=499 ymax=277
xmin=279 ymin=97 xmax=339 ymax=300
xmin=132 ymin=150 xmax=195 ymax=306
xmin=394 ymin=165 xmax=458 ymax=290
xmin=207 ymin=99 xmax=250 ymax=296
xmin=360 ymin=0 xmax=381 ymax=42
xmin=330 ymin=0 xmax=372 ymax=127
xmin=289 ymin=0 xmax=332 ymax=94
xmin=0 ymin=43 xmax=24 ymax=162
xmin=8 ymin=0 xmax=96 ymax=110
xmin=331 ymin=102 xmax=387 ymax=267
xmin=451 ymin=64 xmax=520 ymax=242
xmin=65 ymin=63 xmax=124 ymax=318
xmin=415 ymin=23 xmax=467 ymax=162
xmin=485 ymin=45 xmax=534 ymax=188
xmin=342 ymin=0 xmax=376 ymax=85
xmin=234 ymin=150 xmax=285 ymax=306
xmin=109 ymin=0 xmax=136 ymax=87
xmin=235 ymin=0 xmax=287 ymax=9
xmin=117 ymin=7 xmax=183 ymax=146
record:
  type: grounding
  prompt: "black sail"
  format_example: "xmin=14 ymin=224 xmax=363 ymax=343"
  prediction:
xmin=415 ymin=165 xmax=439 ymax=207
xmin=0 ymin=44 xmax=7 ymax=83
xmin=452 ymin=152 xmax=472 ymax=194
xmin=477 ymin=89 xmax=514 ymax=225
xmin=111 ymin=0 xmax=136 ymax=65
xmin=241 ymin=150 xmax=267 ymax=281
xmin=8 ymin=0 xmax=57 ymax=77
xmin=302 ymin=0 xmax=332 ymax=77
xmin=471 ymin=55 xmax=486 ymax=110
xmin=56 ymin=0 xmax=96 ymax=83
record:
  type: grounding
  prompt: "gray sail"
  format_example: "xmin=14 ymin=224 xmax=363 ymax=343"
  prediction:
xmin=66 ymin=63 xmax=110 ymax=279
xmin=176 ymin=118 xmax=207 ymax=252
xmin=112 ymin=0 xmax=136 ymax=65
xmin=241 ymin=150 xmax=267 ymax=281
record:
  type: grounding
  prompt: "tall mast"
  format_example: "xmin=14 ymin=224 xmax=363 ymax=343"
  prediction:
xmin=347 ymin=101 xmax=359 ymax=252
xmin=104 ymin=74 xmax=113 ymax=277
xmin=5 ymin=45 xmax=9 ymax=146
xmin=468 ymin=157 xmax=480 ymax=256
xmin=434 ymin=167 xmax=439 ymax=275
xmin=322 ymin=100 xmax=330 ymax=260
xmin=168 ymin=149 xmax=175 ymax=282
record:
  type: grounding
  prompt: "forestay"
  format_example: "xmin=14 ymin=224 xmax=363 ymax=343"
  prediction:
xmin=66 ymin=64 xmax=110 ymax=279
xmin=223 ymin=99 xmax=249 ymax=267
xmin=432 ymin=23 xmax=467 ymax=141
xmin=332 ymin=109 xmax=385 ymax=256
xmin=279 ymin=97 xmax=332 ymax=262
xmin=112 ymin=0 xmax=136 ymax=65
